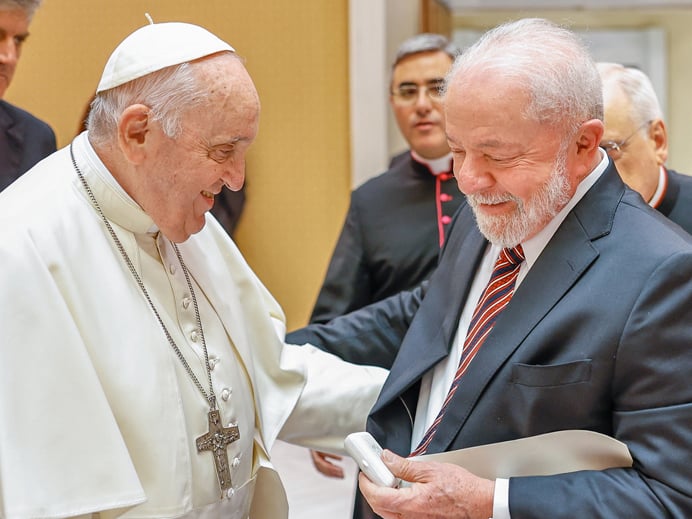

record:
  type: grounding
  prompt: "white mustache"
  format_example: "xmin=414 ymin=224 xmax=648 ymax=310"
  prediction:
xmin=467 ymin=193 xmax=519 ymax=206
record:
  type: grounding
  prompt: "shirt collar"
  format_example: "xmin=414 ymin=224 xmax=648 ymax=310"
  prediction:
xmin=647 ymin=165 xmax=668 ymax=209
xmin=73 ymin=132 xmax=159 ymax=234
xmin=410 ymin=150 xmax=452 ymax=175
xmin=520 ymin=148 xmax=610 ymax=271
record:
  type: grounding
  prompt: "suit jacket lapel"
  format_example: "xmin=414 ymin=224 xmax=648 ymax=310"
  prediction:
xmin=373 ymin=207 xmax=486 ymax=412
xmin=425 ymin=163 xmax=624 ymax=453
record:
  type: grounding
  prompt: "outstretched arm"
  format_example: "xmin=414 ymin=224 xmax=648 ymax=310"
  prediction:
xmin=287 ymin=284 xmax=426 ymax=369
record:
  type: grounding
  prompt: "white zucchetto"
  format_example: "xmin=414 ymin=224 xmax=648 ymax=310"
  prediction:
xmin=96 ymin=21 xmax=235 ymax=93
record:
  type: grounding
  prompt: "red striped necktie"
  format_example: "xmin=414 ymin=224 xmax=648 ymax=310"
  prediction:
xmin=411 ymin=245 xmax=525 ymax=456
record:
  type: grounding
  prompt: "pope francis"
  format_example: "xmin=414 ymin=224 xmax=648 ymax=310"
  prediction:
xmin=0 ymin=21 xmax=387 ymax=519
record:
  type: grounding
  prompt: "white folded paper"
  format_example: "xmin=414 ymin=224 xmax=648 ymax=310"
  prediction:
xmin=411 ymin=430 xmax=632 ymax=479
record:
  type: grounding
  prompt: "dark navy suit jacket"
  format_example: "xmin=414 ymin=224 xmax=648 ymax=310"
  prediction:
xmin=659 ymin=168 xmax=692 ymax=234
xmin=290 ymin=163 xmax=692 ymax=517
xmin=0 ymin=100 xmax=56 ymax=191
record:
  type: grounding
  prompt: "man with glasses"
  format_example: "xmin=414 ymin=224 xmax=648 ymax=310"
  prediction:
xmin=306 ymin=33 xmax=463 ymax=326
xmin=598 ymin=62 xmax=692 ymax=233
xmin=287 ymin=33 xmax=462 ymax=519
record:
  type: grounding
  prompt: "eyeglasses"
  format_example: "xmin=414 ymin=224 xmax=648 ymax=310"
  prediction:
xmin=600 ymin=120 xmax=652 ymax=160
xmin=391 ymin=80 xmax=445 ymax=105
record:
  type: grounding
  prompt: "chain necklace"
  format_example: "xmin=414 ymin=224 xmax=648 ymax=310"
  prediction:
xmin=70 ymin=143 xmax=240 ymax=497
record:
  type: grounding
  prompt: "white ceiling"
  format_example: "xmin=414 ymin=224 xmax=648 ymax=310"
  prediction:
xmin=443 ymin=0 xmax=692 ymax=12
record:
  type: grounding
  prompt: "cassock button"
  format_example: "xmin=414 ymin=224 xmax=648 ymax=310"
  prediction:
xmin=221 ymin=387 xmax=232 ymax=401
xmin=225 ymin=487 xmax=235 ymax=499
xmin=439 ymin=193 xmax=453 ymax=202
xmin=232 ymin=456 xmax=241 ymax=469
xmin=169 ymin=264 xmax=177 ymax=275
xmin=190 ymin=330 xmax=199 ymax=342
xmin=441 ymin=215 xmax=452 ymax=225
xmin=182 ymin=296 xmax=191 ymax=309
xmin=209 ymin=355 xmax=220 ymax=370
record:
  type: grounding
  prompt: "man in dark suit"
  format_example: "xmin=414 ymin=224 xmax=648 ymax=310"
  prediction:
xmin=598 ymin=61 xmax=692 ymax=234
xmin=289 ymin=18 xmax=692 ymax=518
xmin=0 ymin=0 xmax=56 ymax=191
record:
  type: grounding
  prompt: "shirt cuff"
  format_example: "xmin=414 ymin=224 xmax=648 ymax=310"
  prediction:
xmin=491 ymin=478 xmax=510 ymax=519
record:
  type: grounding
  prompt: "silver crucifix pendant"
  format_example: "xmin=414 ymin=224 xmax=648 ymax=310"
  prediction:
xmin=196 ymin=409 xmax=240 ymax=496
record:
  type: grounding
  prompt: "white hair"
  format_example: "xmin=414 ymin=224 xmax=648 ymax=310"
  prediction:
xmin=87 ymin=51 xmax=238 ymax=146
xmin=447 ymin=18 xmax=603 ymax=137
xmin=597 ymin=61 xmax=663 ymax=126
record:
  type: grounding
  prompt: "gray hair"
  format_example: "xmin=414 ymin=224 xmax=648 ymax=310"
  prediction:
xmin=448 ymin=18 xmax=603 ymax=134
xmin=0 ymin=0 xmax=42 ymax=17
xmin=87 ymin=52 xmax=236 ymax=147
xmin=597 ymin=61 xmax=662 ymax=126
xmin=392 ymin=33 xmax=459 ymax=71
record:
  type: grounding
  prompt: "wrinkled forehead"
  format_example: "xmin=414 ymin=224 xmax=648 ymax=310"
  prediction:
xmin=196 ymin=54 xmax=260 ymax=110
xmin=447 ymin=67 xmax=530 ymax=108
xmin=178 ymin=55 xmax=260 ymax=142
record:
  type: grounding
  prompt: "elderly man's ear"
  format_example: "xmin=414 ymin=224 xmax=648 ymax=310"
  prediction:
xmin=118 ymin=104 xmax=152 ymax=164
xmin=572 ymin=119 xmax=604 ymax=181
xmin=649 ymin=119 xmax=668 ymax=166
xmin=575 ymin=119 xmax=605 ymax=155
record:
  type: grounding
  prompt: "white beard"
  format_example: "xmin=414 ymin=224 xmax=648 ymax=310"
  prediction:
xmin=467 ymin=151 xmax=571 ymax=248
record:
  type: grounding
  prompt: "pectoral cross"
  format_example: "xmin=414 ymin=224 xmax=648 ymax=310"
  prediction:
xmin=196 ymin=409 xmax=240 ymax=496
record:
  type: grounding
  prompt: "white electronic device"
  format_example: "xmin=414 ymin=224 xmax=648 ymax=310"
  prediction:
xmin=344 ymin=432 xmax=399 ymax=488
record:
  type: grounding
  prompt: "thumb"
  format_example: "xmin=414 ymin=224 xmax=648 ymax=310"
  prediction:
xmin=382 ymin=449 xmax=422 ymax=482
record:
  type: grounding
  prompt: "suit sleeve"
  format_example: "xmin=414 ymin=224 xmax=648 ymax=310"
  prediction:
xmin=39 ymin=121 xmax=57 ymax=156
xmin=287 ymin=284 xmax=426 ymax=369
xmin=309 ymin=195 xmax=372 ymax=324
xmin=18 ymin=113 xmax=57 ymax=175
xmin=508 ymin=251 xmax=692 ymax=518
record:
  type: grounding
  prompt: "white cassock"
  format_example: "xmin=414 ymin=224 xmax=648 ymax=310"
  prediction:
xmin=0 ymin=132 xmax=387 ymax=519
